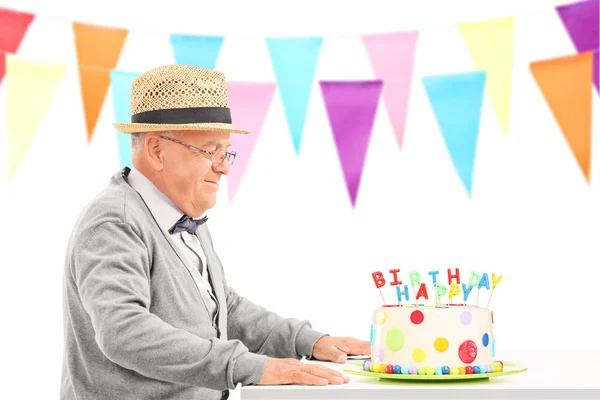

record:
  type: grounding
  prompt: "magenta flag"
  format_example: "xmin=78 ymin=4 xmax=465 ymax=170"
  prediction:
xmin=320 ymin=80 xmax=383 ymax=207
xmin=556 ymin=0 xmax=599 ymax=53
xmin=226 ymin=82 xmax=276 ymax=203
xmin=362 ymin=31 xmax=419 ymax=150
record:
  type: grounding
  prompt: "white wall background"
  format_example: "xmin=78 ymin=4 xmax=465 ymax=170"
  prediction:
xmin=0 ymin=0 xmax=598 ymax=398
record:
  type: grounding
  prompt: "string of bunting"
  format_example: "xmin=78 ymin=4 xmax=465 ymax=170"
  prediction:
xmin=1 ymin=1 xmax=598 ymax=205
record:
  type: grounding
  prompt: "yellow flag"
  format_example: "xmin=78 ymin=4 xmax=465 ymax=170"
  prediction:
xmin=459 ymin=17 xmax=514 ymax=136
xmin=6 ymin=54 xmax=67 ymax=180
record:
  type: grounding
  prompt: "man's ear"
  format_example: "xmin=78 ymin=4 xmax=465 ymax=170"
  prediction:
xmin=146 ymin=135 xmax=164 ymax=171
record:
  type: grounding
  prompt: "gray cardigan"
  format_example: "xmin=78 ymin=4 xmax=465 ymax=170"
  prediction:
xmin=60 ymin=167 xmax=326 ymax=399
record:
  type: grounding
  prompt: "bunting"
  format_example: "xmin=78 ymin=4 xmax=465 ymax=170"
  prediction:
xmin=0 ymin=7 xmax=35 ymax=84
xmin=110 ymin=70 xmax=141 ymax=168
xmin=422 ymin=71 xmax=486 ymax=197
xmin=530 ymin=52 xmax=594 ymax=182
xmin=226 ymin=82 xmax=277 ymax=202
xmin=459 ymin=17 xmax=514 ymax=137
xmin=362 ymin=31 xmax=419 ymax=150
xmin=72 ymin=22 xmax=128 ymax=143
xmin=556 ymin=0 xmax=599 ymax=53
xmin=170 ymin=34 xmax=224 ymax=69
xmin=266 ymin=37 xmax=322 ymax=155
xmin=6 ymin=55 xmax=67 ymax=180
xmin=320 ymin=81 xmax=383 ymax=207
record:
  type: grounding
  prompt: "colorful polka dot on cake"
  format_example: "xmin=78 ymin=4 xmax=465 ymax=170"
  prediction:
xmin=378 ymin=310 xmax=386 ymax=324
xmin=385 ymin=328 xmax=405 ymax=351
xmin=375 ymin=347 xmax=384 ymax=361
xmin=412 ymin=348 xmax=426 ymax=362
xmin=460 ymin=311 xmax=472 ymax=325
xmin=410 ymin=310 xmax=424 ymax=324
xmin=434 ymin=337 xmax=449 ymax=352
xmin=458 ymin=340 xmax=478 ymax=363
xmin=482 ymin=333 xmax=489 ymax=347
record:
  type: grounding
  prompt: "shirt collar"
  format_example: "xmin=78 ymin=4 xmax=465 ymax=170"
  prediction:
xmin=126 ymin=167 xmax=207 ymax=232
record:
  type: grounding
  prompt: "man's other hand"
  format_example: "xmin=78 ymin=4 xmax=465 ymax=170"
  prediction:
xmin=312 ymin=336 xmax=370 ymax=364
xmin=256 ymin=358 xmax=349 ymax=386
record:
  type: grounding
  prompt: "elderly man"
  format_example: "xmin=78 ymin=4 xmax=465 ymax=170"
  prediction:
xmin=60 ymin=64 xmax=369 ymax=400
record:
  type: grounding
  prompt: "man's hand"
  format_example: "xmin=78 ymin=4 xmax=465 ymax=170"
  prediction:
xmin=312 ymin=336 xmax=370 ymax=364
xmin=257 ymin=357 xmax=349 ymax=386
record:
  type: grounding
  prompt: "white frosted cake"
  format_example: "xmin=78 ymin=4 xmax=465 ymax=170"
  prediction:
xmin=366 ymin=305 xmax=503 ymax=375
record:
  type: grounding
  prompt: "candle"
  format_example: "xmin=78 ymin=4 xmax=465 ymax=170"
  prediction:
xmin=371 ymin=271 xmax=387 ymax=305
xmin=462 ymin=283 xmax=474 ymax=303
xmin=447 ymin=268 xmax=461 ymax=284
xmin=486 ymin=273 xmax=504 ymax=308
xmin=436 ymin=283 xmax=448 ymax=303
xmin=448 ymin=283 xmax=461 ymax=304
xmin=416 ymin=283 xmax=429 ymax=301
xmin=396 ymin=284 xmax=410 ymax=303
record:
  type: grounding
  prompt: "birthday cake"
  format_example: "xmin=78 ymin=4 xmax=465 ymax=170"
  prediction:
xmin=365 ymin=269 xmax=504 ymax=375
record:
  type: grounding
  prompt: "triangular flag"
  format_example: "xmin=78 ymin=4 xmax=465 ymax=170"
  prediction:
xmin=6 ymin=54 xmax=67 ymax=180
xmin=266 ymin=37 xmax=322 ymax=155
xmin=422 ymin=71 xmax=486 ymax=197
xmin=225 ymin=82 xmax=276 ymax=203
xmin=362 ymin=31 xmax=419 ymax=150
xmin=73 ymin=22 xmax=128 ymax=143
xmin=459 ymin=17 xmax=514 ymax=137
xmin=319 ymin=81 xmax=383 ymax=208
xmin=110 ymin=69 xmax=141 ymax=168
xmin=0 ymin=7 xmax=35 ymax=84
xmin=556 ymin=0 xmax=599 ymax=53
xmin=530 ymin=52 xmax=593 ymax=182
xmin=170 ymin=34 xmax=224 ymax=69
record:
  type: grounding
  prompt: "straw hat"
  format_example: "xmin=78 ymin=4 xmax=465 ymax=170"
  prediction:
xmin=112 ymin=64 xmax=250 ymax=134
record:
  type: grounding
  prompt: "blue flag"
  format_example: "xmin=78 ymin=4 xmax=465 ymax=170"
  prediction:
xmin=266 ymin=37 xmax=322 ymax=155
xmin=170 ymin=34 xmax=224 ymax=69
xmin=110 ymin=69 xmax=140 ymax=168
xmin=422 ymin=71 xmax=486 ymax=196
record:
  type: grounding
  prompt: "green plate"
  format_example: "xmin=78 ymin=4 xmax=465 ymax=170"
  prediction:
xmin=343 ymin=361 xmax=527 ymax=381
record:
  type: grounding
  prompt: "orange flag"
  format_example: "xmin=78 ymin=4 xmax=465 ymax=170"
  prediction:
xmin=73 ymin=22 xmax=128 ymax=142
xmin=530 ymin=52 xmax=593 ymax=183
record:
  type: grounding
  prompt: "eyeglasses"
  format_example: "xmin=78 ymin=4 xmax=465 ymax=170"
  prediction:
xmin=160 ymin=136 xmax=236 ymax=166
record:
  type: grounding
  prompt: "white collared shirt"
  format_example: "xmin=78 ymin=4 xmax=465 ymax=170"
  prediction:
xmin=126 ymin=167 xmax=218 ymax=320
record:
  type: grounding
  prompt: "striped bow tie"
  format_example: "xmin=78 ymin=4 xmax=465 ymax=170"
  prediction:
xmin=168 ymin=215 xmax=208 ymax=235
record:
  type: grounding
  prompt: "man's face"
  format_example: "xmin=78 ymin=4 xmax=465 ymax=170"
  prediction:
xmin=161 ymin=130 xmax=231 ymax=216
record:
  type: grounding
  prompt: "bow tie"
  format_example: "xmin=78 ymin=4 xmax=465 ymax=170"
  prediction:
xmin=168 ymin=215 xmax=208 ymax=235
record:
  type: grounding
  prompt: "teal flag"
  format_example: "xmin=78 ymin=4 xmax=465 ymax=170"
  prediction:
xmin=170 ymin=34 xmax=224 ymax=69
xmin=266 ymin=37 xmax=322 ymax=155
xmin=422 ymin=71 xmax=486 ymax=196
xmin=110 ymin=69 xmax=140 ymax=168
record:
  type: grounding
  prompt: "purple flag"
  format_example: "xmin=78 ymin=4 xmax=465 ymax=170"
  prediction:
xmin=320 ymin=81 xmax=383 ymax=208
xmin=556 ymin=0 xmax=599 ymax=53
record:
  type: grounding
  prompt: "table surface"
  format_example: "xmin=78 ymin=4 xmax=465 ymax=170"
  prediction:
xmin=240 ymin=350 xmax=600 ymax=400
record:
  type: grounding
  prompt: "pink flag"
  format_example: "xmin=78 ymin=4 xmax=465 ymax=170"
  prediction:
xmin=226 ymin=82 xmax=276 ymax=203
xmin=320 ymin=80 xmax=383 ymax=208
xmin=362 ymin=31 xmax=419 ymax=150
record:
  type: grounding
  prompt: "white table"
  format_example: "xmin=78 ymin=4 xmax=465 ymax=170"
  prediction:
xmin=240 ymin=351 xmax=599 ymax=400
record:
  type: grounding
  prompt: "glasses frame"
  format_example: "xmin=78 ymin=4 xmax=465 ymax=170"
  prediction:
xmin=160 ymin=136 xmax=236 ymax=166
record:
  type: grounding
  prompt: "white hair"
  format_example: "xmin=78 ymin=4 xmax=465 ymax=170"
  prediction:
xmin=130 ymin=130 xmax=180 ymax=152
